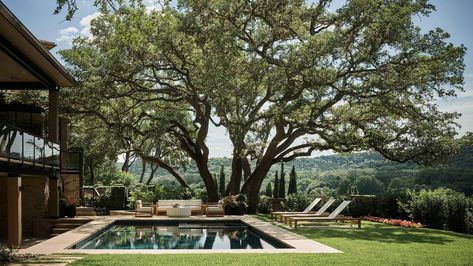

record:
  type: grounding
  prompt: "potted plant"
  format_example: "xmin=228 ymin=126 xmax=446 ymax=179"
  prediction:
xmin=222 ymin=194 xmax=247 ymax=215
xmin=59 ymin=198 xmax=67 ymax=218
xmin=65 ymin=198 xmax=77 ymax=218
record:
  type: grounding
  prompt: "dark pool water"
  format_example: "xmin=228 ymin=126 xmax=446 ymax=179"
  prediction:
xmin=71 ymin=221 xmax=290 ymax=249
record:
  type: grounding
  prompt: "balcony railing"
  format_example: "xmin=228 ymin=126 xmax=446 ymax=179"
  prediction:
xmin=61 ymin=147 xmax=83 ymax=171
xmin=0 ymin=122 xmax=60 ymax=167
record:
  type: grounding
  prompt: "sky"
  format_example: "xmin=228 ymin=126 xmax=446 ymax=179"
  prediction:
xmin=3 ymin=0 xmax=473 ymax=158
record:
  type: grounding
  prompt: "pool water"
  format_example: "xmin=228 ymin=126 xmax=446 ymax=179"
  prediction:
xmin=71 ymin=220 xmax=291 ymax=249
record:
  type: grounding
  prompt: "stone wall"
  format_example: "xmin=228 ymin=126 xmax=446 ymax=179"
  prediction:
xmin=62 ymin=173 xmax=80 ymax=202
xmin=21 ymin=176 xmax=49 ymax=236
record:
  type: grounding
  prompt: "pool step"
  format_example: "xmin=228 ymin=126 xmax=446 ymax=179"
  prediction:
xmin=50 ymin=218 xmax=92 ymax=237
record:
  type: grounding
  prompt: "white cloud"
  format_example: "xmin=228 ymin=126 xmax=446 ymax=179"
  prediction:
xmin=56 ymin=12 xmax=101 ymax=45
xmin=59 ymin=26 xmax=79 ymax=35
xmin=143 ymin=0 xmax=162 ymax=14
xmin=79 ymin=12 xmax=101 ymax=38
xmin=56 ymin=26 xmax=79 ymax=44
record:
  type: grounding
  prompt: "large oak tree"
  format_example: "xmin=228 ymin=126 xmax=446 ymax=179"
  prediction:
xmin=59 ymin=0 xmax=466 ymax=212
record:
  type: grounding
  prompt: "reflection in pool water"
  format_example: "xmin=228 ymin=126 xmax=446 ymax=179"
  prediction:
xmin=72 ymin=222 xmax=287 ymax=249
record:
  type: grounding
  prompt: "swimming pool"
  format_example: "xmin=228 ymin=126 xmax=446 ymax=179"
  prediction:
xmin=71 ymin=220 xmax=292 ymax=250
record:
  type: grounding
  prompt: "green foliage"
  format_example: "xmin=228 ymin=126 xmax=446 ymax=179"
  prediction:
xmin=257 ymin=196 xmax=272 ymax=214
xmin=222 ymin=194 xmax=247 ymax=215
xmin=94 ymin=186 xmax=128 ymax=210
xmin=58 ymin=0 xmax=466 ymax=210
xmin=402 ymin=188 xmax=473 ymax=233
xmin=353 ymin=176 xmax=385 ymax=195
xmin=0 ymin=245 xmax=16 ymax=265
xmin=219 ymin=165 xmax=225 ymax=196
xmin=110 ymin=171 xmax=138 ymax=187
xmin=288 ymin=165 xmax=297 ymax=195
xmin=283 ymin=194 xmax=311 ymax=212
xmin=279 ymin=163 xmax=286 ymax=199
xmin=345 ymin=195 xmax=378 ymax=217
xmin=265 ymin=182 xmax=272 ymax=197
xmin=273 ymin=171 xmax=279 ymax=198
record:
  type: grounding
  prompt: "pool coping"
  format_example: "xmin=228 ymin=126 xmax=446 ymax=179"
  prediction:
xmin=19 ymin=215 xmax=341 ymax=254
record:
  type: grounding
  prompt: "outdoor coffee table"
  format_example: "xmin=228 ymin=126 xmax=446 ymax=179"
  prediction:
xmin=167 ymin=207 xmax=192 ymax=217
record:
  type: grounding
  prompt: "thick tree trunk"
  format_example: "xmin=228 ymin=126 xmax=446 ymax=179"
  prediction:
xmin=196 ymin=160 xmax=219 ymax=202
xmin=146 ymin=163 xmax=159 ymax=185
xmin=241 ymin=159 xmax=274 ymax=213
xmin=122 ymin=150 xmax=130 ymax=172
xmin=139 ymin=160 xmax=146 ymax=183
xmin=226 ymin=156 xmax=242 ymax=195
xmin=242 ymin=157 xmax=251 ymax=182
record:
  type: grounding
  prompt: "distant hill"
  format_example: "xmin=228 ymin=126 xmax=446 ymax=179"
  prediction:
xmin=118 ymin=147 xmax=473 ymax=196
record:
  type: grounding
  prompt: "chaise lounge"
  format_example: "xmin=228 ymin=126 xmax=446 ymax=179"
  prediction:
xmin=270 ymin=197 xmax=322 ymax=222
xmin=287 ymin=200 xmax=361 ymax=229
xmin=280 ymin=198 xmax=336 ymax=224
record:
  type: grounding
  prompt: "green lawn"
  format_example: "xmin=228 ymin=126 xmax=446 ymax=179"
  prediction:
xmin=69 ymin=215 xmax=473 ymax=266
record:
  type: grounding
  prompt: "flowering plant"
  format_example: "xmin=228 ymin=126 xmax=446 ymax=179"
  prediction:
xmin=363 ymin=216 xmax=423 ymax=228
xmin=67 ymin=198 xmax=77 ymax=207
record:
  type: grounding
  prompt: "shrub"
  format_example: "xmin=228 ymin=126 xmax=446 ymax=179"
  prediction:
xmin=377 ymin=189 xmax=410 ymax=219
xmin=0 ymin=245 xmax=16 ymax=265
xmin=257 ymin=196 xmax=272 ymax=214
xmin=345 ymin=195 xmax=377 ymax=217
xmin=403 ymin=187 xmax=473 ymax=233
xmin=283 ymin=194 xmax=311 ymax=212
xmin=222 ymin=194 xmax=247 ymax=215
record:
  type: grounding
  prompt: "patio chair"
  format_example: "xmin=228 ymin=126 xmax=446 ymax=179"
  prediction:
xmin=280 ymin=198 xmax=336 ymax=224
xmin=135 ymin=200 xmax=153 ymax=217
xmin=287 ymin=200 xmax=361 ymax=229
xmin=205 ymin=201 xmax=225 ymax=217
xmin=270 ymin=197 xmax=322 ymax=222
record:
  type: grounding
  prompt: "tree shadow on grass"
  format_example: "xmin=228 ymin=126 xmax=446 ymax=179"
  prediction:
xmin=295 ymin=223 xmax=473 ymax=245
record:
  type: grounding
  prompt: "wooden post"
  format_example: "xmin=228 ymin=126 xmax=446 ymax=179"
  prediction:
xmin=7 ymin=175 xmax=22 ymax=248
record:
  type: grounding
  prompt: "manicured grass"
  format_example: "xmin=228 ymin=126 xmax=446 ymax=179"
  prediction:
xmin=69 ymin=215 xmax=473 ymax=266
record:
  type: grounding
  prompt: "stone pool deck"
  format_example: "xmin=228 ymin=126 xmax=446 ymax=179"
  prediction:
xmin=19 ymin=215 xmax=340 ymax=254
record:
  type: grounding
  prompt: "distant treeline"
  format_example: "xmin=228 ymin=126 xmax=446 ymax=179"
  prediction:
xmin=118 ymin=147 xmax=473 ymax=196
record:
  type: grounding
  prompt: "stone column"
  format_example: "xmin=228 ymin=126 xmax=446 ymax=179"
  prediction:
xmin=7 ymin=175 xmax=22 ymax=248
xmin=48 ymin=177 xmax=60 ymax=218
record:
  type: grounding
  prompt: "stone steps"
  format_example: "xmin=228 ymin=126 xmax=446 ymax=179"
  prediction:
xmin=76 ymin=206 xmax=96 ymax=216
xmin=49 ymin=217 xmax=92 ymax=237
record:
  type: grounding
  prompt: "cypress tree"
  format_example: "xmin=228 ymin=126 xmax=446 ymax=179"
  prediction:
xmin=279 ymin=162 xmax=286 ymax=198
xmin=213 ymin=175 xmax=218 ymax=191
xmin=265 ymin=182 xmax=272 ymax=197
xmin=219 ymin=165 xmax=226 ymax=196
xmin=288 ymin=165 xmax=297 ymax=195
xmin=273 ymin=170 xmax=279 ymax=198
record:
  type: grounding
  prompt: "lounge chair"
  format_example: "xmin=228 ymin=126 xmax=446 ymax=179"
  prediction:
xmin=270 ymin=197 xmax=322 ymax=222
xmin=280 ymin=198 xmax=336 ymax=224
xmin=205 ymin=202 xmax=224 ymax=217
xmin=287 ymin=200 xmax=361 ymax=229
xmin=135 ymin=200 xmax=153 ymax=217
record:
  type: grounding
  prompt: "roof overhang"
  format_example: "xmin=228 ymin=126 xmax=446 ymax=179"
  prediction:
xmin=0 ymin=1 xmax=77 ymax=90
